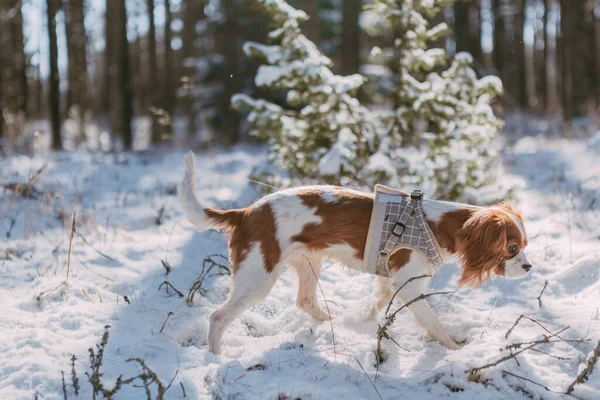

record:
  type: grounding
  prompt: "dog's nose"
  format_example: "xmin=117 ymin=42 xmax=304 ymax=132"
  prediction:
xmin=522 ymin=264 xmax=532 ymax=272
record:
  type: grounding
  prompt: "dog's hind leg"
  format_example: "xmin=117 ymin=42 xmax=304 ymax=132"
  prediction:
xmin=208 ymin=244 xmax=283 ymax=355
xmin=291 ymin=254 xmax=330 ymax=322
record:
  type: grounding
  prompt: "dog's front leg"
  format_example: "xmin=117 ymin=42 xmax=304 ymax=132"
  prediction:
xmin=400 ymin=291 xmax=460 ymax=350
xmin=389 ymin=257 xmax=460 ymax=350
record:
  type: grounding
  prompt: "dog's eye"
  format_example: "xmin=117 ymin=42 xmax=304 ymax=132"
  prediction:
xmin=508 ymin=245 xmax=517 ymax=253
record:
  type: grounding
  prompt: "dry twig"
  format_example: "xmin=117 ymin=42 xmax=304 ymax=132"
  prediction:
xmin=66 ymin=212 xmax=77 ymax=281
xmin=77 ymin=233 xmax=115 ymax=262
xmin=471 ymin=326 xmax=570 ymax=376
xmin=565 ymin=340 xmax=600 ymax=394
xmin=352 ymin=356 xmax=383 ymax=400
xmin=537 ymin=280 xmax=549 ymax=308
xmin=502 ymin=370 xmax=563 ymax=394
xmin=187 ymin=255 xmax=231 ymax=305
xmin=376 ymin=287 xmax=453 ymax=366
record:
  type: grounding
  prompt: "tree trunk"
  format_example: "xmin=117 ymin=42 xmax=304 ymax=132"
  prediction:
xmin=2 ymin=0 xmax=28 ymax=120
xmin=163 ymin=0 xmax=174 ymax=138
xmin=107 ymin=0 xmax=133 ymax=149
xmin=454 ymin=2 xmax=469 ymax=53
xmin=63 ymin=0 xmax=88 ymax=139
xmin=47 ymin=0 xmax=62 ymax=150
xmin=341 ymin=0 xmax=361 ymax=75
xmin=221 ymin=0 xmax=240 ymax=144
xmin=515 ymin=0 xmax=528 ymax=108
xmin=591 ymin=0 xmax=599 ymax=108
xmin=469 ymin=1 xmax=483 ymax=64
xmin=301 ymin=0 xmax=320 ymax=45
xmin=0 ymin=41 xmax=4 ymax=139
xmin=181 ymin=0 xmax=205 ymax=139
xmin=571 ymin=0 xmax=589 ymax=117
xmin=559 ymin=0 xmax=572 ymax=120
xmin=146 ymin=0 xmax=160 ymax=144
xmin=541 ymin=0 xmax=549 ymax=111
xmin=493 ymin=0 xmax=505 ymax=78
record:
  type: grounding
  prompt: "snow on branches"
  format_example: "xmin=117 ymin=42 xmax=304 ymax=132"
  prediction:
xmin=235 ymin=0 xmax=504 ymax=200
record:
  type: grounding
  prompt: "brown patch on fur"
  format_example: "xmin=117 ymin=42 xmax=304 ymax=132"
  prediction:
xmin=388 ymin=248 xmax=412 ymax=272
xmin=456 ymin=209 xmax=515 ymax=287
xmin=430 ymin=208 xmax=475 ymax=254
xmin=291 ymin=189 xmax=373 ymax=259
xmin=208 ymin=204 xmax=281 ymax=275
xmin=205 ymin=207 xmax=244 ymax=229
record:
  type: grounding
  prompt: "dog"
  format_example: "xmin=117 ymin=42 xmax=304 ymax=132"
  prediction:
xmin=178 ymin=152 xmax=532 ymax=354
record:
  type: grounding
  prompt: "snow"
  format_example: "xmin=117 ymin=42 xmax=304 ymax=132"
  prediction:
xmin=1 ymin=137 xmax=600 ymax=399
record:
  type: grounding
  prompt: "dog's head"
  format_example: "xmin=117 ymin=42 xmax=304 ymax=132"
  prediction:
xmin=456 ymin=204 xmax=531 ymax=287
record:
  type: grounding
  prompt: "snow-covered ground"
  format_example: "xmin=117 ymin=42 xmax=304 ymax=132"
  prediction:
xmin=1 ymin=136 xmax=599 ymax=399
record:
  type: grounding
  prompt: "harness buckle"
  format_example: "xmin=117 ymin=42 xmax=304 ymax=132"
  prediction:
xmin=410 ymin=189 xmax=425 ymax=200
xmin=391 ymin=222 xmax=406 ymax=237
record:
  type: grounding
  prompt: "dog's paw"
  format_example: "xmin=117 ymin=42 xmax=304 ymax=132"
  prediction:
xmin=426 ymin=330 xmax=461 ymax=350
xmin=445 ymin=340 xmax=461 ymax=350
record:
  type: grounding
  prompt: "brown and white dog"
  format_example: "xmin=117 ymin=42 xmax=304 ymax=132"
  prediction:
xmin=178 ymin=152 xmax=532 ymax=354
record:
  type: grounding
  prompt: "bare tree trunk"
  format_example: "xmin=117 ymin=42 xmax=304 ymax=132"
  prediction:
xmin=2 ymin=0 xmax=28 ymax=120
xmin=560 ymin=0 xmax=573 ymax=120
xmin=515 ymin=0 xmax=528 ymax=108
xmin=163 ymin=0 xmax=174 ymax=138
xmin=301 ymin=0 xmax=320 ymax=45
xmin=47 ymin=0 xmax=62 ymax=150
xmin=454 ymin=1 xmax=469 ymax=53
xmin=571 ymin=0 xmax=590 ymax=117
xmin=63 ymin=0 xmax=88 ymax=139
xmin=469 ymin=1 xmax=483 ymax=64
xmin=107 ymin=0 xmax=133 ymax=150
xmin=103 ymin=1 xmax=113 ymax=125
xmin=0 ymin=40 xmax=4 ymax=140
xmin=542 ymin=0 xmax=549 ymax=111
xmin=493 ymin=0 xmax=505 ymax=78
xmin=591 ymin=0 xmax=599 ymax=108
xmin=221 ymin=0 xmax=240 ymax=144
xmin=341 ymin=0 xmax=361 ymax=75
xmin=181 ymin=0 xmax=205 ymax=139
xmin=146 ymin=0 xmax=160 ymax=144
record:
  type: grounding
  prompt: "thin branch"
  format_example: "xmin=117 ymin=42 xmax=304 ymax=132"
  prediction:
xmin=387 ymin=290 xmax=455 ymax=322
xmin=565 ymin=340 xmax=600 ymax=394
xmin=528 ymin=348 xmax=571 ymax=361
xmin=537 ymin=280 xmax=549 ymax=308
xmin=384 ymin=274 xmax=431 ymax=315
xmin=352 ymin=356 xmax=383 ymax=400
xmin=376 ymin=290 xmax=453 ymax=366
xmin=505 ymin=314 xmax=565 ymax=340
xmin=471 ymin=326 xmax=570 ymax=375
xmin=77 ymin=233 xmax=115 ymax=262
xmin=504 ymin=338 xmax=589 ymax=351
xmin=502 ymin=370 xmax=563 ymax=394
xmin=505 ymin=314 xmax=524 ymax=339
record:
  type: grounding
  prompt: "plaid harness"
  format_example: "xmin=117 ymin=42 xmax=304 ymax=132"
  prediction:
xmin=363 ymin=185 xmax=445 ymax=277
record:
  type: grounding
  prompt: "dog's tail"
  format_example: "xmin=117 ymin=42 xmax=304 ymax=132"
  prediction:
xmin=177 ymin=151 xmax=241 ymax=231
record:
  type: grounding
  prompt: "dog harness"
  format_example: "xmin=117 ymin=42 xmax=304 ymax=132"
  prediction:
xmin=363 ymin=185 xmax=445 ymax=277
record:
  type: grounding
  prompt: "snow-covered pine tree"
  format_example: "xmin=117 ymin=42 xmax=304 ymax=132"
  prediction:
xmin=361 ymin=0 xmax=504 ymax=200
xmin=232 ymin=0 xmax=375 ymax=185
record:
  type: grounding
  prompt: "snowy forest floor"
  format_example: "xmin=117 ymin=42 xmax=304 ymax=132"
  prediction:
xmin=1 ymin=136 xmax=599 ymax=400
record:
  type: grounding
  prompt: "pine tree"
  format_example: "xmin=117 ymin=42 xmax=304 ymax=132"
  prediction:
xmin=362 ymin=0 xmax=503 ymax=200
xmin=232 ymin=0 xmax=374 ymax=185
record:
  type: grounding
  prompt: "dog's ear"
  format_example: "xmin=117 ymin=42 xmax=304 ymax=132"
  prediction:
xmin=456 ymin=210 xmax=508 ymax=287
